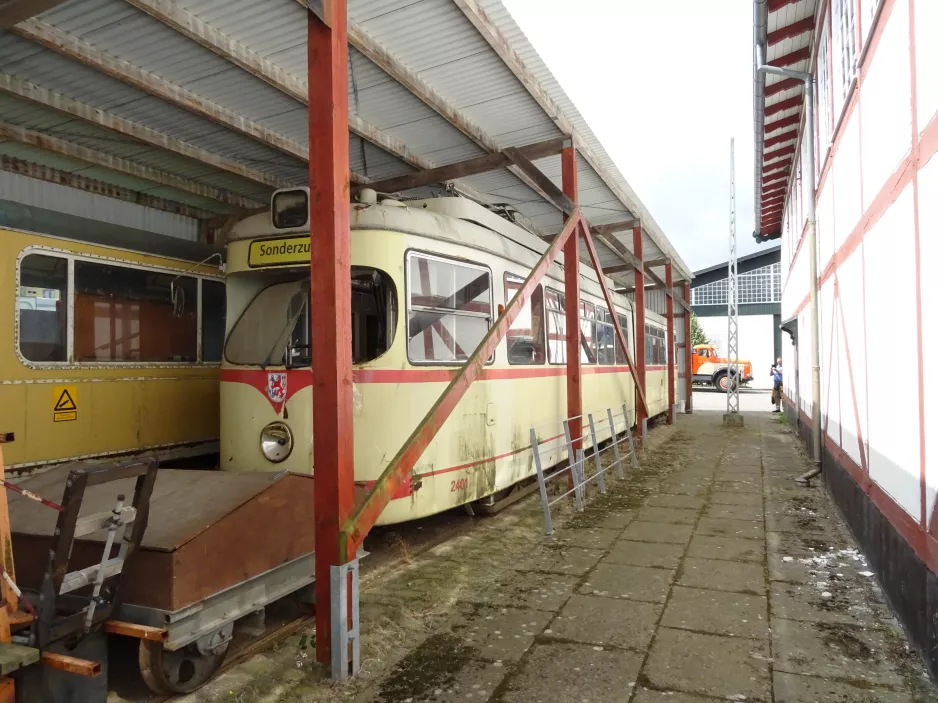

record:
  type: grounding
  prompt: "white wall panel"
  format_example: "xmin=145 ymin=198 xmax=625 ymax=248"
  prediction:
xmin=837 ymin=244 xmax=869 ymax=469
xmin=860 ymin=0 xmax=912 ymax=211
xmin=833 ymin=109 xmax=863 ymax=251
xmin=799 ymin=309 xmax=811 ymax=415
xmin=818 ymin=173 xmax=836 ymax=272
xmin=919 ymin=154 xmax=937 ymax=524
xmin=914 ymin=0 xmax=938 ymax=132
xmin=820 ymin=279 xmax=841 ymax=444
xmin=864 ymin=184 xmax=921 ymax=520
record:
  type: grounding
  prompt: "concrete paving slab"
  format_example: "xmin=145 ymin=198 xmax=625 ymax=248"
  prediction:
xmin=636 ymin=506 xmax=698 ymax=525
xmin=687 ymin=534 xmax=765 ymax=562
xmin=645 ymin=494 xmax=706 ymax=510
xmin=596 ymin=510 xmax=634 ymax=529
xmin=774 ymin=671 xmax=913 ymax=703
xmin=579 ymin=562 xmax=675 ymax=603
xmin=549 ymin=594 xmax=661 ymax=651
xmin=631 ymin=689 xmax=713 ymax=703
xmin=704 ymin=502 xmax=764 ymax=521
xmin=604 ymin=540 xmax=685 ymax=569
xmin=659 ymin=481 xmax=708 ymax=496
xmin=555 ymin=528 xmax=622 ymax=550
xmin=772 ymin=618 xmax=905 ymax=687
xmin=695 ymin=516 xmax=764 ymax=540
xmin=620 ymin=521 xmax=695 ymax=545
xmin=771 ymin=582 xmax=881 ymax=627
xmin=709 ymin=491 xmax=763 ymax=507
xmin=661 ymin=586 xmax=769 ymax=639
xmin=509 ymin=546 xmax=605 ymax=576
xmin=643 ymin=627 xmax=771 ymax=700
xmin=456 ymin=607 xmax=553 ymax=663
xmin=362 ymin=653 xmax=509 ymax=703
xmin=506 ymin=573 xmax=581 ymax=612
xmin=678 ymin=557 xmax=766 ymax=595
xmin=500 ymin=642 xmax=642 ymax=703
xmin=714 ymin=479 xmax=763 ymax=494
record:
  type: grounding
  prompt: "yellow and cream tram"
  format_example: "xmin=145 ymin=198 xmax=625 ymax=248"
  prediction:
xmin=1 ymin=225 xmax=224 ymax=475
xmin=220 ymin=189 xmax=674 ymax=524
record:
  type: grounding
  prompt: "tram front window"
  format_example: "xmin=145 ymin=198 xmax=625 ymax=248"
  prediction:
xmin=224 ymin=268 xmax=397 ymax=367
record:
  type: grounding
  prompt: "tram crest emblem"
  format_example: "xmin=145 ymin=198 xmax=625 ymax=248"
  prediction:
xmin=266 ymin=372 xmax=288 ymax=404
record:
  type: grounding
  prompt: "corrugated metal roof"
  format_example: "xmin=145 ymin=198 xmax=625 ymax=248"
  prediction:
xmin=0 ymin=0 xmax=692 ymax=283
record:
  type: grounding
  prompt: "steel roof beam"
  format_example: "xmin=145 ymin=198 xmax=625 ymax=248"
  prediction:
xmin=594 ymin=230 xmax=691 ymax=311
xmin=770 ymin=47 xmax=811 ymax=68
xmin=0 ymin=154 xmax=216 ymax=219
xmin=764 ymin=145 xmax=795 ymax=163
xmin=765 ymin=129 xmax=798 ymax=148
xmin=453 ymin=0 xmax=691 ymax=280
xmin=765 ymin=95 xmax=803 ymax=117
xmin=0 ymin=120 xmax=264 ymax=210
xmin=768 ymin=0 xmax=799 ymax=10
xmin=765 ymin=114 xmax=801 ymax=133
xmin=0 ymin=73 xmax=292 ymax=192
xmin=767 ymin=16 xmax=815 ymax=46
xmin=360 ymin=137 xmax=564 ymax=194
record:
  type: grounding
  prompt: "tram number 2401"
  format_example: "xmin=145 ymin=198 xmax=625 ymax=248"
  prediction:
xmin=450 ymin=478 xmax=469 ymax=492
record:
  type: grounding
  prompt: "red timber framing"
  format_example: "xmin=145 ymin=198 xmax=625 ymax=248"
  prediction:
xmin=562 ymin=142 xmax=583 ymax=468
xmin=308 ymin=0 xmax=355 ymax=666
xmin=665 ymin=263 xmax=675 ymax=424
xmin=632 ymin=225 xmax=646 ymax=432
xmin=682 ymin=282 xmax=692 ymax=412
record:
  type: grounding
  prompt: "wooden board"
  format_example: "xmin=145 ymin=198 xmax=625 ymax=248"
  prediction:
xmin=10 ymin=469 xmax=316 ymax=611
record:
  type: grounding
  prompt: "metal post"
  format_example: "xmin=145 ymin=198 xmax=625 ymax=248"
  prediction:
xmin=665 ymin=263 xmax=675 ymax=424
xmin=683 ymin=282 xmax=693 ymax=413
xmin=329 ymin=559 xmax=359 ymax=680
xmin=726 ymin=138 xmax=741 ymax=420
xmin=607 ymin=407 xmax=624 ymax=478
xmin=562 ymin=420 xmax=583 ymax=511
xmin=623 ymin=404 xmax=638 ymax=469
xmin=530 ymin=428 xmax=554 ymax=535
xmin=632 ymin=225 xmax=646 ymax=434
xmin=575 ymin=450 xmax=586 ymax=509
xmin=587 ymin=413 xmax=605 ymax=494
xmin=308 ymin=0 xmax=356 ymax=668
xmin=562 ymin=140 xmax=582 ymax=476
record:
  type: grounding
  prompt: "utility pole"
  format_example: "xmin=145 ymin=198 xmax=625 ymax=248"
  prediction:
xmin=724 ymin=138 xmax=742 ymax=426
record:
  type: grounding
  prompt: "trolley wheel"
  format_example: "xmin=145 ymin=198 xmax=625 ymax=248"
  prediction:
xmin=138 ymin=639 xmax=228 ymax=694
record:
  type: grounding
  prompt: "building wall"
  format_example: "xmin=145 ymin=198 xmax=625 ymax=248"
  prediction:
xmin=775 ymin=0 xmax=938 ymax=676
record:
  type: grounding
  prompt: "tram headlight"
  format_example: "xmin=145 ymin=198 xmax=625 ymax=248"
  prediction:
xmin=260 ymin=422 xmax=293 ymax=463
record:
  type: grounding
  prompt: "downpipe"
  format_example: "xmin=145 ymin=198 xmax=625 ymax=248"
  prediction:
xmin=754 ymin=44 xmax=823 ymax=484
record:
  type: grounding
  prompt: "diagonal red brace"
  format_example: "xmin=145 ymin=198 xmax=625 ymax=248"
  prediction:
xmin=579 ymin=221 xmax=649 ymax=416
xmin=340 ymin=212 xmax=585 ymax=558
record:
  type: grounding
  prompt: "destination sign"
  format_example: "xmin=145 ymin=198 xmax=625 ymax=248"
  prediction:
xmin=248 ymin=236 xmax=311 ymax=267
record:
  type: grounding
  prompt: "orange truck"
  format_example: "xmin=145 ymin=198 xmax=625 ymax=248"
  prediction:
xmin=691 ymin=344 xmax=754 ymax=392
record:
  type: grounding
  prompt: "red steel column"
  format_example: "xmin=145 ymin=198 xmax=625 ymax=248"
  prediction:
xmin=665 ymin=263 xmax=675 ymax=425
xmin=309 ymin=0 xmax=355 ymax=666
xmin=683 ymin=281 xmax=693 ymax=413
xmin=632 ymin=225 xmax=646 ymax=432
xmin=562 ymin=141 xmax=582 ymax=461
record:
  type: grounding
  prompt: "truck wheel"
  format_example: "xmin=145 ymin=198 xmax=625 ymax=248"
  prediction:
xmin=714 ymin=371 xmax=730 ymax=392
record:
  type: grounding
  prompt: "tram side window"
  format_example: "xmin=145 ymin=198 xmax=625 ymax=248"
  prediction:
xmin=505 ymin=274 xmax=545 ymax=365
xmin=580 ymin=302 xmax=596 ymax=365
xmin=546 ymin=288 xmax=566 ymax=364
xmin=18 ymin=254 xmax=67 ymax=362
xmin=644 ymin=324 xmax=653 ymax=364
xmin=352 ymin=267 xmax=398 ymax=364
xmin=202 ymin=280 xmax=226 ymax=363
xmin=74 ymin=261 xmax=197 ymax=362
xmin=614 ymin=313 xmax=630 ymax=365
xmin=595 ymin=307 xmax=615 ymax=365
xmin=407 ymin=254 xmax=491 ymax=364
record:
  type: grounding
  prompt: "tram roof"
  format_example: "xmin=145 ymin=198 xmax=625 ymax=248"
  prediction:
xmin=0 ymin=0 xmax=692 ymax=289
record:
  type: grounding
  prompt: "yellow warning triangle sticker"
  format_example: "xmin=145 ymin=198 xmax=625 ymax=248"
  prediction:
xmin=54 ymin=389 xmax=77 ymax=412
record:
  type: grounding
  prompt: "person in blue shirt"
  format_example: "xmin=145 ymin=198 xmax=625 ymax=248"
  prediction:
xmin=771 ymin=358 xmax=783 ymax=412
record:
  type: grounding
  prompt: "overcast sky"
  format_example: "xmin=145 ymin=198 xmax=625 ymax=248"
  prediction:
xmin=500 ymin=0 xmax=763 ymax=272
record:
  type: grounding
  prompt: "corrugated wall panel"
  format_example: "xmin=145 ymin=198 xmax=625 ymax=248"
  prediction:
xmin=0 ymin=169 xmax=199 ymax=239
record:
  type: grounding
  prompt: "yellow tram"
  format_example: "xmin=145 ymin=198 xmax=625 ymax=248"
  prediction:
xmin=0 ymin=225 xmax=225 ymax=475
xmin=220 ymin=189 xmax=674 ymax=524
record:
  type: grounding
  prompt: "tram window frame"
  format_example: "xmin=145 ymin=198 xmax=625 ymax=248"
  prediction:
xmin=15 ymin=247 xmax=224 ymax=367
xmin=595 ymin=306 xmax=616 ymax=366
xmin=17 ymin=252 xmax=68 ymax=364
xmin=614 ymin=313 xmax=630 ymax=365
xmin=504 ymin=273 xmax=545 ymax=365
xmin=579 ymin=301 xmax=596 ymax=365
xmin=545 ymin=287 xmax=566 ymax=365
xmin=404 ymin=250 xmax=494 ymax=366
